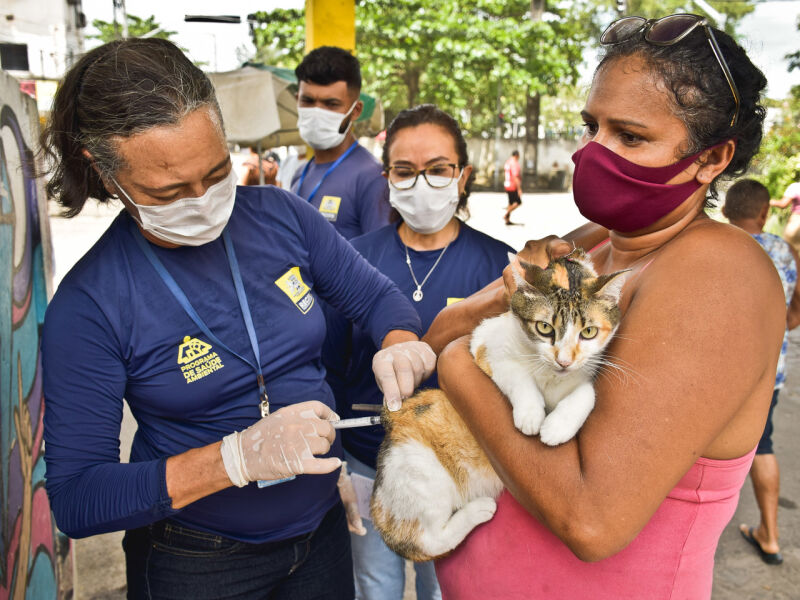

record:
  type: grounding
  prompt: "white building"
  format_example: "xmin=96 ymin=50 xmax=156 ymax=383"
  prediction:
xmin=0 ymin=0 xmax=86 ymax=79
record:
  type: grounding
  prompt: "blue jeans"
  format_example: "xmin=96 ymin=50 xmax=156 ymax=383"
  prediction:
xmin=345 ymin=452 xmax=442 ymax=600
xmin=123 ymin=501 xmax=354 ymax=599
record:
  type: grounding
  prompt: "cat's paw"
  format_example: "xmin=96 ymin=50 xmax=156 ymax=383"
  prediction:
xmin=539 ymin=413 xmax=581 ymax=446
xmin=512 ymin=403 xmax=546 ymax=436
xmin=463 ymin=497 xmax=497 ymax=526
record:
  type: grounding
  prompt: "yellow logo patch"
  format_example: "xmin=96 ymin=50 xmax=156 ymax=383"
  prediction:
xmin=275 ymin=267 xmax=315 ymax=314
xmin=177 ymin=336 xmax=224 ymax=383
xmin=446 ymin=297 xmax=465 ymax=306
xmin=318 ymin=196 xmax=341 ymax=221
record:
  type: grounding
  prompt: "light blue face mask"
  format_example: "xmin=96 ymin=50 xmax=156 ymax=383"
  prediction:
xmin=113 ymin=168 xmax=237 ymax=246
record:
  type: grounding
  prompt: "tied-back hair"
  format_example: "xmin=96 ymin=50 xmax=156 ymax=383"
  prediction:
xmin=597 ymin=20 xmax=767 ymax=200
xmin=722 ymin=178 xmax=770 ymax=221
xmin=39 ymin=37 xmax=221 ymax=217
xmin=382 ymin=104 xmax=475 ymax=220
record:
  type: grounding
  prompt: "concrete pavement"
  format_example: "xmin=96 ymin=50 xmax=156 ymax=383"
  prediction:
xmin=49 ymin=191 xmax=799 ymax=599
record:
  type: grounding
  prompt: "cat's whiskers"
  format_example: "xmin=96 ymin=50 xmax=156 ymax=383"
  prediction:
xmin=591 ymin=356 xmax=641 ymax=386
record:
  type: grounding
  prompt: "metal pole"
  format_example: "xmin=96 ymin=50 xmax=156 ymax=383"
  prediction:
xmin=257 ymin=140 xmax=264 ymax=185
xmin=120 ymin=0 xmax=129 ymax=39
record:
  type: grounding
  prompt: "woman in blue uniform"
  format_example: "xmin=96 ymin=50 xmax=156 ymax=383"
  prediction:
xmin=39 ymin=38 xmax=435 ymax=600
xmin=323 ymin=104 xmax=514 ymax=600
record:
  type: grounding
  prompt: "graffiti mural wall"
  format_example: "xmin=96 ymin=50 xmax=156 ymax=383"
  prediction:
xmin=0 ymin=69 xmax=72 ymax=599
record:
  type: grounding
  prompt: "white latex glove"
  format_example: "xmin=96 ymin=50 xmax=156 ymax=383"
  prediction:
xmin=220 ymin=400 xmax=341 ymax=487
xmin=337 ymin=462 xmax=367 ymax=536
xmin=372 ymin=341 xmax=436 ymax=411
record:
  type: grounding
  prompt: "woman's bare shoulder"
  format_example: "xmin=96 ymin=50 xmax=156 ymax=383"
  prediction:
xmin=653 ymin=218 xmax=778 ymax=285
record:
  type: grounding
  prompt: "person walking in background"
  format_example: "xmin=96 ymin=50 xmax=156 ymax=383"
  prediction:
xmin=770 ymin=175 xmax=800 ymax=254
xmin=723 ymin=178 xmax=800 ymax=566
xmin=503 ymin=149 xmax=522 ymax=225
xmin=323 ymin=104 xmax=514 ymax=600
xmin=291 ymin=46 xmax=390 ymax=239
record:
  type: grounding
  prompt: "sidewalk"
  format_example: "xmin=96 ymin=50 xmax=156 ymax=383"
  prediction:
xmin=52 ymin=192 xmax=799 ymax=599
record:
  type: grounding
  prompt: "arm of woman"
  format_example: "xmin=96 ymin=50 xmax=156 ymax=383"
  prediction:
xmin=43 ymin=284 xmax=339 ymax=537
xmin=770 ymin=195 xmax=792 ymax=209
xmin=423 ymin=223 xmax=609 ymax=353
xmin=438 ymin=225 xmax=784 ymax=561
xmin=298 ymin=199 xmax=422 ymax=346
xmin=42 ymin=289 xmax=183 ymax=537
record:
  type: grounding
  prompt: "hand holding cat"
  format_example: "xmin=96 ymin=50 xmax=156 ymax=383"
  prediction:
xmin=219 ymin=401 xmax=341 ymax=487
xmin=503 ymin=236 xmax=575 ymax=297
xmin=372 ymin=341 xmax=437 ymax=410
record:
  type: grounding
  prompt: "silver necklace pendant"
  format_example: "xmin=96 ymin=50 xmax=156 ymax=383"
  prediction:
xmin=412 ymin=288 xmax=423 ymax=302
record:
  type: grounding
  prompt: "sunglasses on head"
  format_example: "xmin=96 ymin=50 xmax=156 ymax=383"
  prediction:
xmin=600 ymin=13 xmax=740 ymax=128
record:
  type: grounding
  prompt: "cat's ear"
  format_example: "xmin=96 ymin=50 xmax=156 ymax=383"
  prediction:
xmin=591 ymin=270 xmax=630 ymax=302
xmin=564 ymin=247 xmax=596 ymax=274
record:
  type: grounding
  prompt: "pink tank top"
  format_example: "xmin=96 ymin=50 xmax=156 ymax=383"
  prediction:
xmin=436 ymin=448 xmax=756 ymax=600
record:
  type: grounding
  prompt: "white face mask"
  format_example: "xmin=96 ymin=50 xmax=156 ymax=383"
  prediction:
xmin=113 ymin=168 xmax=237 ymax=246
xmin=297 ymin=101 xmax=358 ymax=150
xmin=389 ymin=172 xmax=463 ymax=234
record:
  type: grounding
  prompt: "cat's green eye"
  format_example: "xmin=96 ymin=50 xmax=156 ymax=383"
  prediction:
xmin=535 ymin=322 xmax=554 ymax=336
xmin=581 ymin=326 xmax=598 ymax=339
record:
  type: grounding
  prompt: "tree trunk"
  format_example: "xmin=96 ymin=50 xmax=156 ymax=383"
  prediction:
xmin=405 ymin=68 xmax=420 ymax=108
xmin=525 ymin=0 xmax=545 ymax=188
xmin=525 ymin=91 xmax=540 ymax=187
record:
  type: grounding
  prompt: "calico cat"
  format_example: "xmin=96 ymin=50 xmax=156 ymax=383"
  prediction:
xmin=370 ymin=250 xmax=627 ymax=562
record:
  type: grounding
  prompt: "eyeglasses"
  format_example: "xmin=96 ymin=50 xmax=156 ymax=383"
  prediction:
xmin=600 ymin=13 xmax=740 ymax=128
xmin=386 ymin=163 xmax=460 ymax=190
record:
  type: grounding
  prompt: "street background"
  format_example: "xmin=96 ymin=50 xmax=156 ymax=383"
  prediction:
xmin=50 ymin=186 xmax=800 ymax=599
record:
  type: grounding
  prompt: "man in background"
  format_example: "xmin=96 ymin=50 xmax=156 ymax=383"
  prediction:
xmin=292 ymin=46 xmax=390 ymax=239
xmin=723 ymin=178 xmax=800 ymax=566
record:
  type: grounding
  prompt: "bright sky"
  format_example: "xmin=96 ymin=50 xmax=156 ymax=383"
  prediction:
xmin=81 ymin=0 xmax=800 ymax=99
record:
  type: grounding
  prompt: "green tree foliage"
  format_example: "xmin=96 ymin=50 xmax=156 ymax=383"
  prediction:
xmin=754 ymin=88 xmax=800 ymax=236
xmin=88 ymin=14 xmax=178 ymax=43
xmin=247 ymin=0 xmax=760 ymax=136
xmin=248 ymin=0 xmax=598 ymax=135
xmin=752 ymin=14 xmax=800 ymax=234
xmin=620 ymin=0 xmax=754 ymax=33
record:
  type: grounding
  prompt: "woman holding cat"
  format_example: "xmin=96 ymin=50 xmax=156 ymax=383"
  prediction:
xmin=322 ymin=104 xmax=514 ymax=600
xmin=431 ymin=14 xmax=785 ymax=599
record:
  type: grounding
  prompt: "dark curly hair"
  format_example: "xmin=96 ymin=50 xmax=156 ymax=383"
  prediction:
xmin=295 ymin=46 xmax=362 ymax=94
xmin=382 ymin=104 xmax=474 ymax=221
xmin=597 ymin=18 xmax=767 ymax=200
xmin=39 ymin=38 xmax=221 ymax=217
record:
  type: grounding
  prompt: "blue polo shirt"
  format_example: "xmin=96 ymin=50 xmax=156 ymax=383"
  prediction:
xmin=42 ymin=186 xmax=421 ymax=542
xmin=323 ymin=222 xmax=514 ymax=469
xmin=291 ymin=143 xmax=390 ymax=239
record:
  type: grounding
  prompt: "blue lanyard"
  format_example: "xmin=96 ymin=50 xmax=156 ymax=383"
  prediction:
xmin=133 ymin=228 xmax=271 ymax=417
xmin=295 ymin=141 xmax=359 ymax=203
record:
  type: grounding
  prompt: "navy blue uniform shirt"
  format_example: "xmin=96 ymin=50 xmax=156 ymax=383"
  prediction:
xmin=42 ymin=186 xmax=421 ymax=542
xmin=291 ymin=143 xmax=390 ymax=239
xmin=323 ymin=222 xmax=514 ymax=469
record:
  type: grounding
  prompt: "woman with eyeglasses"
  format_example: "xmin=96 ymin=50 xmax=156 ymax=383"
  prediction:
xmin=321 ymin=104 xmax=514 ymax=600
xmin=426 ymin=14 xmax=784 ymax=598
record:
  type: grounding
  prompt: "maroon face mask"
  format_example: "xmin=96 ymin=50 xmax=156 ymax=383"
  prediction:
xmin=571 ymin=141 xmax=704 ymax=233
